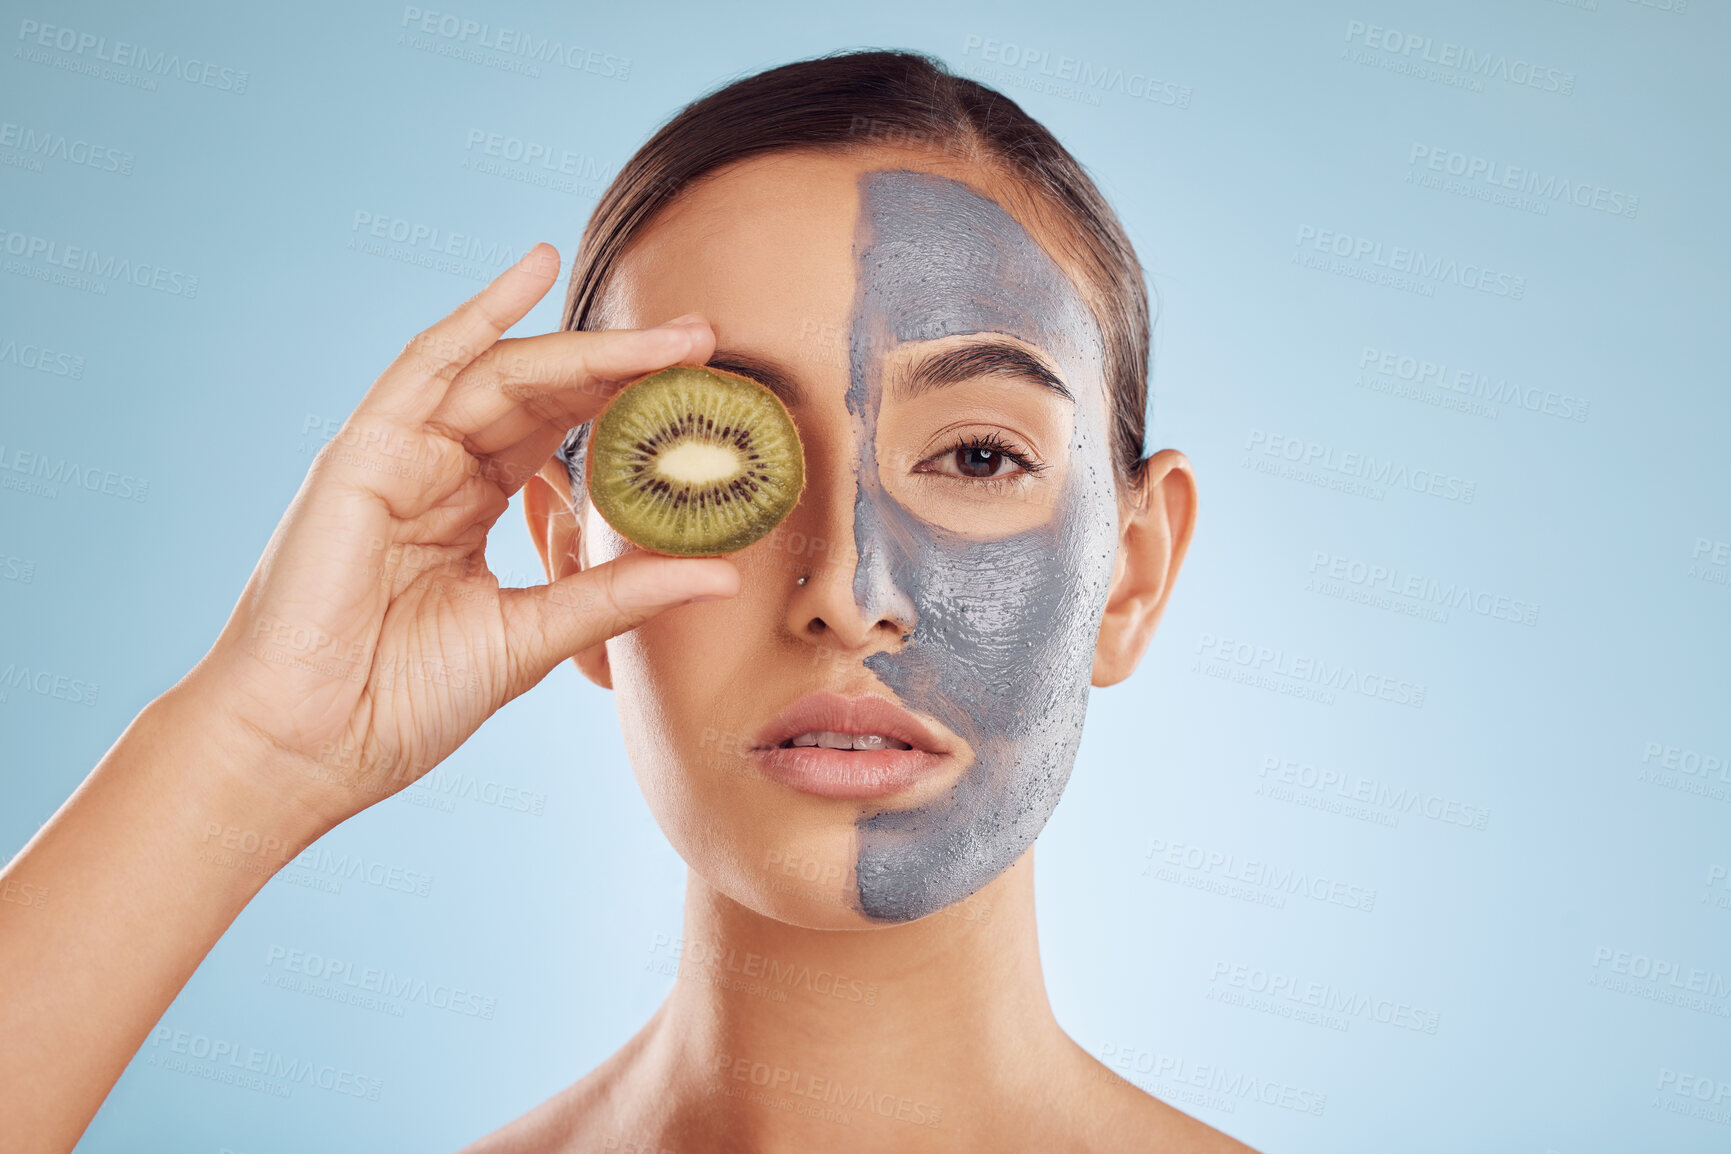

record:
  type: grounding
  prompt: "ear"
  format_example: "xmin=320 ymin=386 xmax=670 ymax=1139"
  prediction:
xmin=522 ymin=459 xmax=614 ymax=690
xmin=1092 ymin=448 xmax=1198 ymax=688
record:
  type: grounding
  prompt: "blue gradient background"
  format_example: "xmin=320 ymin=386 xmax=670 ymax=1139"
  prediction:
xmin=2 ymin=1 xmax=1726 ymax=1150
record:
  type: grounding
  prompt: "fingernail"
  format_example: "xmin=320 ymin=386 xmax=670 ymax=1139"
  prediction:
xmin=653 ymin=313 xmax=706 ymax=331
xmin=686 ymin=593 xmax=731 ymax=603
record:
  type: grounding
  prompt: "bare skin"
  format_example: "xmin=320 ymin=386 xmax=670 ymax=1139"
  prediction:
xmin=0 ymin=147 xmax=1242 ymax=1154
xmin=0 ymin=250 xmax=739 ymax=1153
xmin=472 ymin=149 xmax=1240 ymax=1153
xmin=460 ymin=862 xmax=1247 ymax=1154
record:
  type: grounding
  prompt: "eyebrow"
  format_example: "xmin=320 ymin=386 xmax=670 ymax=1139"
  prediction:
xmin=899 ymin=340 xmax=1074 ymax=405
xmin=704 ymin=350 xmax=804 ymax=407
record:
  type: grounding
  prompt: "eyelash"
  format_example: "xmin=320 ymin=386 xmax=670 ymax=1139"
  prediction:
xmin=918 ymin=432 xmax=1047 ymax=489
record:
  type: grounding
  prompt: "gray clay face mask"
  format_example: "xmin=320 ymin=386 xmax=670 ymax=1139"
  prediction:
xmin=847 ymin=170 xmax=1121 ymax=921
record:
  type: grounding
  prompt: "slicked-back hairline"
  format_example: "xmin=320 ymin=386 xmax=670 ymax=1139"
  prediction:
xmin=556 ymin=49 xmax=1152 ymax=500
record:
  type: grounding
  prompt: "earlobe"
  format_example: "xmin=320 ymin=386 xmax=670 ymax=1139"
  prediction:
xmin=523 ymin=463 xmax=615 ymax=691
xmin=1091 ymin=449 xmax=1197 ymax=688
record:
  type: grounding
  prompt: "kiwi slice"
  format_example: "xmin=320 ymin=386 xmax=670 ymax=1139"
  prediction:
xmin=585 ymin=365 xmax=805 ymax=556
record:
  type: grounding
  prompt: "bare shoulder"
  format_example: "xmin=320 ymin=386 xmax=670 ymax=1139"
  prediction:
xmin=453 ymin=1018 xmax=1260 ymax=1154
xmin=1109 ymin=1083 xmax=1261 ymax=1153
xmin=452 ymin=1070 xmax=613 ymax=1154
xmin=1059 ymin=1043 xmax=1263 ymax=1154
xmin=453 ymin=1027 xmax=652 ymax=1154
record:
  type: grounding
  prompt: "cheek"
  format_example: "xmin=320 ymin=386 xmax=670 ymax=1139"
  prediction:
xmin=605 ymin=611 xmax=742 ymax=848
xmin=603 ymin=627 xmax=679 ymax=788
xmin=608 ymin=580 xmax=791 ymax=780
xmin=604 ymin=608 xmax=876 ymax=930
xmin=617 ymin=600 xmax=744 ymax=710
xmin=930 ymin=518 xmax=1104 ymax=705
xmin=580 ymin=498 xmax=760 ymax=716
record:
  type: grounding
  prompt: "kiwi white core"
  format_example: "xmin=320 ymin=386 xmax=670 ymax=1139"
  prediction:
xmin=657 ymin=442 xmax=743 ymax=484
xmin=583 ymin=365 xmax=807 ymax=556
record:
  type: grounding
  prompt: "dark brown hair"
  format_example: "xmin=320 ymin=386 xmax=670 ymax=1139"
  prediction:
xmin=558 ymin=48 xmax=1152 ymax=491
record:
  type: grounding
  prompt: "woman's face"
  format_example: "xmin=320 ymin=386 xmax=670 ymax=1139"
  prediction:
xmin=571 ymin=148 xmax=1125 ymax=928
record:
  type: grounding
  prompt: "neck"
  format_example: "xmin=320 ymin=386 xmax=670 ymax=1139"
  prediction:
xmin=630 ymin=850 xmax=1065 ymax=1146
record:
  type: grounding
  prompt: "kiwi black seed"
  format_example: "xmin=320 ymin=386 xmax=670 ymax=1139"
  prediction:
xmin=585 ymin=365 xmax=806 ymax=557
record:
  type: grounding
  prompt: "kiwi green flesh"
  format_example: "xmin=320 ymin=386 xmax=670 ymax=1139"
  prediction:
xmin=587 ymin=366 xmax=806 ymax=557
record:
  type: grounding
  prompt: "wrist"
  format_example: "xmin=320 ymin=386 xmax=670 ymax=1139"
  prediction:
xmin=136 ymin=682 xmax=340 ymax=863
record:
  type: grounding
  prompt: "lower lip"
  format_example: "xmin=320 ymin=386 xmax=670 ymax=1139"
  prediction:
xmin=748 ymin=746 xmax=949 ymax=799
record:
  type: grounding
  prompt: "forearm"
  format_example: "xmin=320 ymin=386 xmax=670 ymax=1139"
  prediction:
xmin=0 ymin=684 xmax=333 ymax=1153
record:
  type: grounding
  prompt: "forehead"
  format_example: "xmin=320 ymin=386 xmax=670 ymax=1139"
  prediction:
xmin=598 ymin=150 xmax=1099 ymax=372
xmin=849 ymin=168 xmax=1101 ymax=384
xmin=598 ymin=151 xmax=860 ymax=352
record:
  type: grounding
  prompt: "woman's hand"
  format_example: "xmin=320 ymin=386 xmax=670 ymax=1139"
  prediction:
xmin=0 ymin=245 xmax=737 ymax=1154
xmin=186 ymin=243 xmax=736 ymax=830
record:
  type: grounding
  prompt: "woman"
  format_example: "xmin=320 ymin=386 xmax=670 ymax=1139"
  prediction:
xmin=0 ymin=50 xmax=1237 ymax=1152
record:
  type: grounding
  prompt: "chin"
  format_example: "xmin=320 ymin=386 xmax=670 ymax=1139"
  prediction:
xmin=724 ymin=835 xmax=876 ymax=930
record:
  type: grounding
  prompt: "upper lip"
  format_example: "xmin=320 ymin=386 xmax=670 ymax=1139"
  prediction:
xmin=752 ymin=691 xmax=951 ymax=755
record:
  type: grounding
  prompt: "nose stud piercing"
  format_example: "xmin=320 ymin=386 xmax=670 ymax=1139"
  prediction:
xmin=797 ymin=575 xmax=808 ymax=586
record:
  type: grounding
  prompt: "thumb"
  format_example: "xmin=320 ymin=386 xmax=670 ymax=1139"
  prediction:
xmin=498 ymin=549 xmax=739 ymax=695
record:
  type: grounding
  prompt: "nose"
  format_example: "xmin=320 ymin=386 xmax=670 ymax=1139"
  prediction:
xmin=780 ymin=482 xmax=914 ymax=653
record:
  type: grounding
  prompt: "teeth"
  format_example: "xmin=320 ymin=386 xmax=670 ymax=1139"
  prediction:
xmin=787 ymin=731 xmax=913 ymax=751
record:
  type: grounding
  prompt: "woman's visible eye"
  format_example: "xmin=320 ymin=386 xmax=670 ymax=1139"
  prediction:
xmin=916 ymin=432 xmax=1047 ymax=486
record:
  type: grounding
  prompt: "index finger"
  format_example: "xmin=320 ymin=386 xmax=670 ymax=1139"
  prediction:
xmin=426 ymin=317 xmax=716 ymax=457
xmin=353 ymin=242 xmax=563 ymax=426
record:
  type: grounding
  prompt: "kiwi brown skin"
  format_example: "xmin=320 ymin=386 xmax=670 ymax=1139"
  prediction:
xmin=583 ymin=363 xmax=808 ymax=558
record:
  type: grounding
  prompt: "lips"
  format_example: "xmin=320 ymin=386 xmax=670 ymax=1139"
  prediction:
xmin=747 ymin=691 xmax=954 ymax=799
